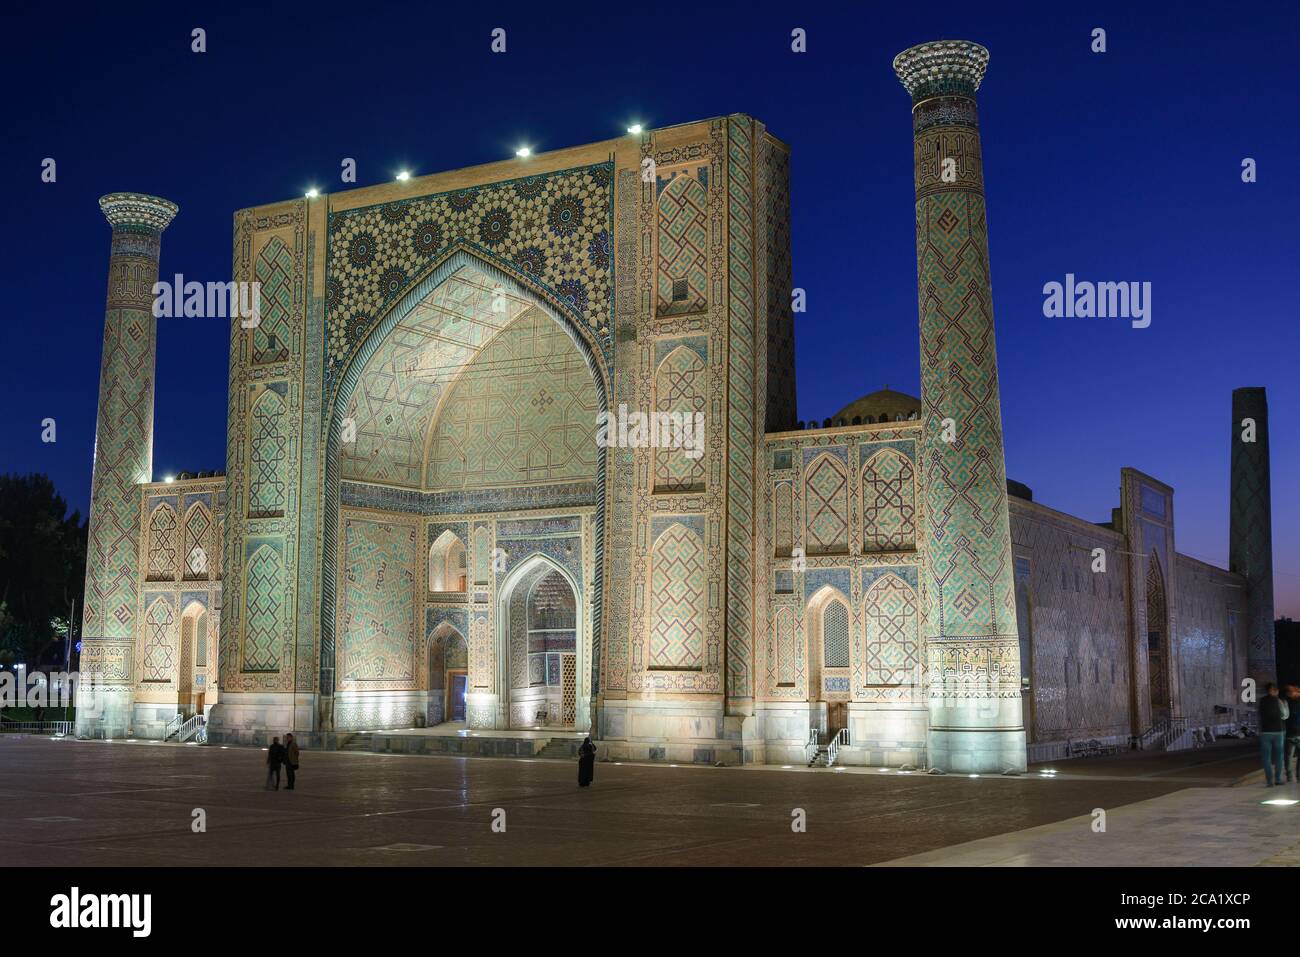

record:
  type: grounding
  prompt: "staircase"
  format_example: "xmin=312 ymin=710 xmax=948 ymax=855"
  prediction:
xmin=163 ymin=712 xmax=184 ymax=741
xmin=176 ymin=713 xmax=206 ymax=743
xmin=1131 ymin=715 xmax=1192 ymax=752
xmin=537 ymin=737 xmax=582 ymax=760
xmin=807 ymin=728 xmax=849 ymax=767
xmin=338 ymin=733 xmax=373 ymax=752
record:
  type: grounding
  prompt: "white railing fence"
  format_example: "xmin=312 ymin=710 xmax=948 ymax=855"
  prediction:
xmin=804 ymin=726 xmax=820 ymax=765
xmin=177 ymin=713 xmax=206 ymax=743
xmin=0 ymin=720 xmax=74 ymax=736
xmin=825 ymin=727 xmax=850 ymax=767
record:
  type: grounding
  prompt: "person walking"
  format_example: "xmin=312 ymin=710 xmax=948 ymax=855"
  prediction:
xmin=1284 ymin=686 xmax=1300 ymax=784
xmin=284 ymin=733 xmax=300 ymax=791
xmin=577 ymin=736 xmax=596 ymax=788
xmin=1258 ymin=683 xmax=1288 ymax=787
xmin=265 ymin=736 xmax=285 ymax=791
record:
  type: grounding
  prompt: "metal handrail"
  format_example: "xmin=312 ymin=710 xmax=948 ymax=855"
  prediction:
xmin=1132 ymin=716 xmax=1171 ymax=751
xmin=163 ymin=712 xmax=184 ymax=740
xmin=0 ymin=720 xmax=73 ymax=735
xmin=804 ymin=727 xmax=820 ymax=764
xmin=825 ymin=727 xmax=850 ymax=767
xmin=177 ymin=713 xmax=206 ymax=743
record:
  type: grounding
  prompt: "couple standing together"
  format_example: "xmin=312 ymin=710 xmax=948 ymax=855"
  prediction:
xmin=265 ymin=734 xmax=300 ymax=790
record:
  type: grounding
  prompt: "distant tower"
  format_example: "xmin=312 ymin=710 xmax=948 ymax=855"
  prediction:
xmin=893 ymin=41 xmax=1026 ymax=772
xmin=77 ymin=193 xmax=177 ymax=738
xmin=1230 ymin=387 xmax=1276 ymax=688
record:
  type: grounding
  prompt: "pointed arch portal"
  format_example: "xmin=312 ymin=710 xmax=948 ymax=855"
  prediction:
xmin=496 ymin=553 xmax=586 ymax=731
xmin=320 ymin=249 xmax=609 ymax=732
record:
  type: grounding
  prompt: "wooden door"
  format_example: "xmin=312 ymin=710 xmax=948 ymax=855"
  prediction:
xmin=828 ymin=702 xmax=847 ymax=732
xmin=449 ymin=672 xmax=468 ymax=721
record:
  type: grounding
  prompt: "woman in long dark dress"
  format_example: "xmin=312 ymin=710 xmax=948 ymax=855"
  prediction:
xmin=577 ymin=737 xmax=596 ymax=787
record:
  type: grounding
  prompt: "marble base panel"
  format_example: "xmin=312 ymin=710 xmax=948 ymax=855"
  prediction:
xmin=130 ymin=702 xmax=182 ymax=740
xmin=597 ymin=699 xmax=745 ymax=766
xmin=845 ymin=702 xmax=928 ymax=766
xmin=330 ymin=690 xmax=427 ymax=732
xmin=929 ymin=727 xmax=1028 ymax=773
xmin=73 ymin=685 xmax=132 ymax=740
xmin=206 ymin=692 xmax=319 ymax=745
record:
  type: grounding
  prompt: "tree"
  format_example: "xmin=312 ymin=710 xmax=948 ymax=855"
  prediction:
xmin=0 ymin=474 xmax=87 ymax=667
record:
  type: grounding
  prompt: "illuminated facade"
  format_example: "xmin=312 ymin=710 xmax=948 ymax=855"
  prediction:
xmin=76 ymin=41 xmax=1273 ymax=771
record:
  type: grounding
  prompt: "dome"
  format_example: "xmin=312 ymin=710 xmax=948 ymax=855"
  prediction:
xmin=829 ymin=387 xmax=921 ymax=426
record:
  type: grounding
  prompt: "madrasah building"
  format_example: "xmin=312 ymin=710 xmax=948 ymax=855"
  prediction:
xmin=74 ymin=41 xmax=1276 ymax=772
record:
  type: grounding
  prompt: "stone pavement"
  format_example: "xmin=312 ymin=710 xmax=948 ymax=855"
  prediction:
xmin=0 ymin=735 xmax=1276 ymax=867
xmin=879 ymin=776 xmax=1300 ymax=866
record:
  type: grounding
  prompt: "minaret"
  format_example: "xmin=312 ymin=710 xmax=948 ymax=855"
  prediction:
xmin=77 ymin=193 xmax=177 ymax=738
xmin=893 ymin=41 xmax=1025 ymax=772
xmin=1230 ymin=387 xmax=1276 ymax=689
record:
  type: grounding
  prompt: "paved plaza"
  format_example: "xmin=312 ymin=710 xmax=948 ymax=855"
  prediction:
xmin=1 ymin=735 xmax=1285 ymax=867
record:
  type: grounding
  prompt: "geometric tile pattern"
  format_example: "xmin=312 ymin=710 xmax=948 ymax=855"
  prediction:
xmin=863 ymin=574 xmax=919 ymax=685
xmin=760 ymin=428 xmax=922 ymax=703
xmin=861 ymin=448 xmax=916 ymax=551
xmin=248 ymin=388 xmax=287 ymax=517
xmin=621 ymin=122 xmax=728 ymax=698
xmin=472 ymin=525 xmax=492 ymax=585
xmin=325 ymin=162 xmax=614 ymax=394
xmin=183 ymin=502 xmax=211 ymax=579
xmin=654 ymin=344 xmax=707 ymax=491
xmin=601 ymin=167 xmax=639 ymax=696
xmin=338 ymin=268 xmax=533 ymax=487
xmin=81 ymin=222 xmax=165 ymax=644
xmin=223 ymin=200 xmax=306 ymax=700
xmin=252 ymin=236 xmax=293 ymax=364
xmin=897 ymin=45 xmax=1025 ymax=756
xmin=773 ymin=482 xmax=793 ymax=556
xmin=146 ymin=504 xmax=177 ymax=581
xmin=425 ymin=306 xmax=599 ymax=490
xmin=242 ymin=543 xmax=286 ymax=672
xmin=340 ymin=517 xmax=417 ymax=683
xmin=804 ymin=453 xmax=849 ymax=554
xmin=650 ymin=522 xmax=706 ymax=669
xmin=655 ymin=171 xmax=708 ymax=316
xmin=725 ymin=116 xmax=757 ymax=700
xmin=915 ymin=174 xmax=1017 ymax=641
xmin=774 ymin=607 xmax=796 ymax=685
xmin=142 ymin=597 xmax=175 ymax=682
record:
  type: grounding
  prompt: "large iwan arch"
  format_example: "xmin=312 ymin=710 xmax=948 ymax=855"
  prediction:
xmin=321 ymin=248 xmax=609 ymax=732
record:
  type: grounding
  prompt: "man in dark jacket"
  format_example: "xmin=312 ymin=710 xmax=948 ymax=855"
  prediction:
xmin=265 ymin=736 xmax=285 ymax=791
xmin=283 ymin=734 xmax=300 ymax=791
xmin=1258 ymin=684 xmax=1289 ymax=787
xmin=1284 ymin=686 xmax=1300 ymax=783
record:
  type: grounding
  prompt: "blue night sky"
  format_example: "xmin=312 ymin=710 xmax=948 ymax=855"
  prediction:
xmin=2 ymin=1 xmax=1296 ymax=615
